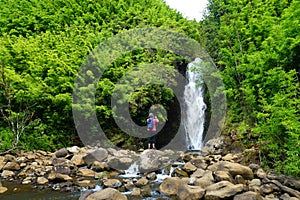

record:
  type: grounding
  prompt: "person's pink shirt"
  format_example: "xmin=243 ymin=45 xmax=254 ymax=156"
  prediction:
xmin=147 ymin=118 xmax=159 ymax=131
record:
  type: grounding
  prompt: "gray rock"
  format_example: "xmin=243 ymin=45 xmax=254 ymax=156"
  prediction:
xmin=205 ymin=181 xmax=244 ymax=199
xmin=214 ymin=170 xmax=234 ymax=183
xmin=177 ymin=184 xmax=205 ymax=200
xmin=159 ymin=177 xmax=183 ymax=196
xmin=83 ymin=148 xmax=108 ymax=166
xmin=194 ymin=170 xmax=214 ymax=188
xmin=208 ymin=161 xmax=254 ymax=180
xmin=234 ymin=191 xmax=263 ymax=200
xmin=139 ymin=150 xmax=161 ymax=172
xmin=55 ymin=148 xmax=68 ymax=158
xmin=86 ymin=188 xmax=127 ymax=200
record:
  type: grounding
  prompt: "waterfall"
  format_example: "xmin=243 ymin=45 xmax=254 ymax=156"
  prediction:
xmin=119 ymin=162 xmax=140 ymax=178
xmin=184 ymin=58 xmax=207 ymax=150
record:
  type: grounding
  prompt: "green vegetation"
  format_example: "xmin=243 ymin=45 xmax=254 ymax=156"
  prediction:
xmin=0 ymin=0 xmax=299 ymax=177
xmin=0 ymin=0 xmax=200 ymax=152
xmin=201 ymin=0 xmax=300 ymax=176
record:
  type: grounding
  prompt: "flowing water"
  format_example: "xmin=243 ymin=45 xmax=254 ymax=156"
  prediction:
xmin=184 ymin=58 xmax=207 ymax=150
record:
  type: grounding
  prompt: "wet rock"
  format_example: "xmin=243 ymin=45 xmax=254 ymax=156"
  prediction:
xmin=191 ymin=169 xmax=205 ymax=178
xmin=189 ymin=157 xmax=208 ymax=169
xmin=71 ymin=155 xmax=85 ymax=166
xmin=159 ymin=177 xmax=183 ymax=196
xmin=55 ymin=148 xmax=69 ymax=158
xmin=183 ymin=162 xmax=197 ymax=173
xmin=280 ymin=193 xmax=299 ymax=200
xmin=103 ymin=178 xmax=122 ymax=188
xmin=208 ymin=161 xmax=254 ymax=180
xmin=0 ymin=186 xmax=8 ymax=194
xmin=235 ymin=175 xmax=246 ymax=185
xmin=177 ymin=184 xmax=205 ymax=200
xmin=4 ymin=154 xmax=16 ymax=162
xmin=37 ymin=177 xmax=49 ymax=185
xmin=67 ymin=146 xmax=80 ymax=154
xmin=3 ymin=162 xmax=20 ymax=171
xmin=48 ymin=172 xmax=72 ymax=182
xmin=223 ymin=153 xmax=238 ymax=161
xmin=76 ymin=180 xmax=94 ymax=188
xmin=86 ymin=188 xmax=127 ymax=200
xmin=131 ymin=188 xmax=141 ymax=196
xmin=1 ymin=170 xmax=15 ymax=178
xmin=234 ymin=191 xmax=263 ymax=200
xmin=146 ymin=172 xmax=156 ymax=181
xmin=141 ymin=185 xmax=152 ymax=197
xmin=135 ymin=177 xmax=148 ymax=187
xmin=83 ymin=148 xmax=108 ymax=166
xmin=260 ymin=183 xmax=279 ymax=195
xmin=0 ymin=156 xmax=6 ymax=170
xmin=53 ymin=164 xmax=71 ymax=175
xmin=22 ymin=177 xmax=33 ymax=184
xmin=77 ymin=168 xmax=95 ymax=177
xmin=194 ymin=170 xmax=214 ymax=188
xmin=107 ymin=157 xmax=132 ymax=170
xmin=205 ymin=181 xmax=244 ymax=199
xmin=139 ymin=150 xmax=161 ymax=172
xmin=256 ymin=168 xmax=267 ymax=179
xmin=174 ymin=168 xmax=189 ymax=177
xmin=214 ymin=170 xmax=234 ymax=183
xmin=91 ymin=161 xmax=109 ymax=172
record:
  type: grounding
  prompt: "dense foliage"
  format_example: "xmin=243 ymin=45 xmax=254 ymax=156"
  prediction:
xmin=0 ymin=0 xmax=200 ymax=151
xmin=0 ymin=0 xmax=299 ymax=178
xmin=201 ymin=0 xmax=300 ymax=176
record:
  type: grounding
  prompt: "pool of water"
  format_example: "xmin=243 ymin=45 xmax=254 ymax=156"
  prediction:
xmin=0 ymin=182 xmax=81 ymax=200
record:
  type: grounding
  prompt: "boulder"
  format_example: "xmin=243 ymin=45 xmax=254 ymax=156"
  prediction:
xmin=83 ymin=148 xmax=108 ymax=166
xmin=183 ymin=162 xmax=197 ymax=173
xmin=55 ymin=148 xmax=69 ymax=158
xmin=214 ymin=170 xmax=234 ymax=183
xmin=3 ymin=162 xmax=20 ymax=171
xmin=0 ymin=186 xmax=8 ymax=194
xmin=67 ymin=146 xmax=81 ymax=154
xmin=131 ymin=188 xmax=141 ymax=196
xmin=256 ymin=168 xmax=267 ymax=179
xmin=191 ymin=169 xmax=205 ymax=178
xmin=205 ymin=181 xmax=244 ymax=199
xmin=135 ymin=177 xmax=149 ymax=187
xmin=194 ymin=170 xmax=214 ymax=188
xmin=0 ymin=156 xmax=5 ymax=170
xmin=37 ymin=177 xmax=49 ymax=185
xmin=48 ymin=172 xmax=72 ymax=181
xmin=103 ymin=179 xmax=122 ymax=188
xmin=208 ymin=161 xmax=254 ymax=180
xmin=86 ymin=188 xmax=127 ymax=200
xmin=91 ymin=161 xmax=109 ymax=172
xmin=77 ymin=168 xmax=95 ymax=177
xmin=146 ymin=172 xmax=156 ymax=181
xmin=173 ymin=168 xmax=189 ymax=177
xmin=107 ymin=157 xmax=133 ymax=170
xmin=1 ymin=170 xmax=15 ymax=178
xmin=159 ymin=177 xmax=183 ymax=196
xmin=234 ymin=191 xmax=263 ymax=200
xmin=139 ymin=150 xmax=161 ymax=172
xmin=177 ymin=185 xmax=205 ymax=200
xmin=189 ymin=157 xmax=208 ymax=169
xmin=71 ymin=155 xmax=85 ymax=166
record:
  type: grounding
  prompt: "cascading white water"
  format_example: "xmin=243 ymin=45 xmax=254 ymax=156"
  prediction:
xmin=184 ymin=58 xmax=207 ymax=150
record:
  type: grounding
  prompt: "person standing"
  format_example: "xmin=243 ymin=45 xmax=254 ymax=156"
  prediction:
xmin=147 ymin=113 xmax=159 ymax=149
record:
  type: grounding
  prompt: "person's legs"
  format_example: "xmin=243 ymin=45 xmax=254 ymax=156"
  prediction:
xmin=151 ymin=135 xmax=156 ymax=149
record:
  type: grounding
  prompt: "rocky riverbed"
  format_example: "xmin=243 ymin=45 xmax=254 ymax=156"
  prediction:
xmin=0 ymin=137 xmax=300 ymax=200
